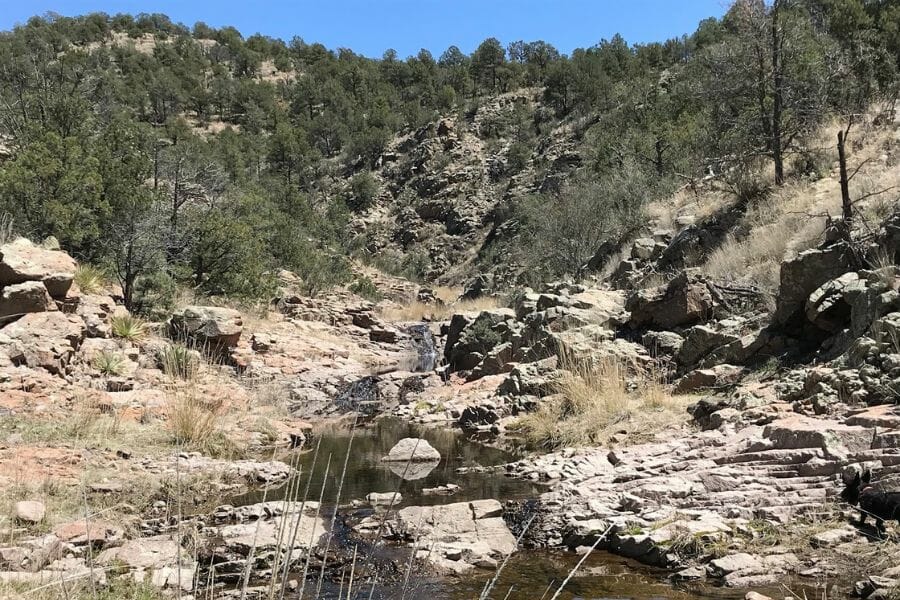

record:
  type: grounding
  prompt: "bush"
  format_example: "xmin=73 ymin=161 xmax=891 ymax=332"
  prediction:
xmin=513 ymin=165 xmax=652 ymax=282
xmin=791 ymin=147 xmax=831 ymax=179
xmin=506 ymin=141 xmax=531 ymax=175
xmin=349 ymin=276 xmax=382 ymax=301
xmin=465 ymin=317 xmax=503 ymax=354
xmin=132 ymin=271 xmax=180 ymax=320
xmin=111 ymin=313 xmax=149 ymax=341
xmin=345 ymin=172 xmax=379 ymax=212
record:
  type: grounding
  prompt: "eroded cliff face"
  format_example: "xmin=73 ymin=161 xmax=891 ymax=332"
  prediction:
xmin=343 ymin=89 xmax=586 ymax=287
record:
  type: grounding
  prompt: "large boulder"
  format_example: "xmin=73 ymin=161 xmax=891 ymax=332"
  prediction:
xmin=444 ymin=308 xmax=515 ymax=371
xmin=676 ymin=325 xmax=741 ymax=369
xmin=0 ymin=311 xmax=86 ymax=373
xmin=805 ymin=272 xmax=867 ymax=333
xmin=169 ymin=306 xmax=243 ymax=349
xmin=382 ymin=437 xmax=441 ymax=462
xmin=0 ymin=281 xmax=56 ymax=321
xmin=626 ymin=271 xmax=714 ymax=330
xmin=0 ymin=238 xmax=77 ymax=299
xmin=773 ymin=246 xmax=854 ymax=326
xmin=14 ymin=501 xmax=46 ymax=524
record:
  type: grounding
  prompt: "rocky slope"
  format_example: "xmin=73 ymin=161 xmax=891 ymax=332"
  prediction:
xmin=348 ymin=89 xmax=585 ymax=286
xmin=2 ymin=119 xmax=900 ymax=598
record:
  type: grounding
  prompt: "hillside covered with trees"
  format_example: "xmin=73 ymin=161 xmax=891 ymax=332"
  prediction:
xmin=0 ymin=1 xmax=897 ymax=312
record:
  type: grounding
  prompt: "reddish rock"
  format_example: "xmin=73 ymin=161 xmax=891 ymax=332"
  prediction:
xmin=675 ymin=365 xmax=744 ymax=393
xmin=53 ymin=520 xmax=124 ymax=548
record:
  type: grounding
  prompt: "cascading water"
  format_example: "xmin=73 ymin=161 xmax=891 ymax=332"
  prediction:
xmin=405 ymin=323 xmax=439 ymax=372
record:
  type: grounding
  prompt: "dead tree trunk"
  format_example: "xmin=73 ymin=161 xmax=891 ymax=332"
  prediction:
xmin=771 ymin=0 xmax=785 ymax=185
xmin=837 ymin=129 xmax=852 ymax=241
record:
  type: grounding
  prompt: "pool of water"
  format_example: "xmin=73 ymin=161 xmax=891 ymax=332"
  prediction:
xmin=228 ymin=418 xmax=827 ymax=600
xmin=232 ymin=417 xmax=544 ymax=507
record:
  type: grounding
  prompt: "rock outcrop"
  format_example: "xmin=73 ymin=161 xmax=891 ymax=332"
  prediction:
xmin=169 ymin=305 xmax=243 ymax=349
xmin=0 ymin=238 xmax=77 ymax=299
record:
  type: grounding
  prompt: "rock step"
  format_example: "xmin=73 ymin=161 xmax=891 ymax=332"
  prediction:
xmin=716 ymin=449 xmax=824 ymax=466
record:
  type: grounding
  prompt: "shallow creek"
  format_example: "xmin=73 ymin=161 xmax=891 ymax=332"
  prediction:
xmin=229 ymin=418 xmax=820 ymax=600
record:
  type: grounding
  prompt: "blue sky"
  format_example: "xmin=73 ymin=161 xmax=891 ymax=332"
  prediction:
xmin=0 ymin=1 xmax=727 ymax=58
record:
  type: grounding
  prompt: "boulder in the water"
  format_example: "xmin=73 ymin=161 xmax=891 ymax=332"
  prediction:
xmin=382 ymin=437 xmax=441 ymax=463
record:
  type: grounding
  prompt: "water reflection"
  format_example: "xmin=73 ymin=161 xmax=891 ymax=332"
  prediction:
xmin=232 ymin=417 xmax=543 ymax=507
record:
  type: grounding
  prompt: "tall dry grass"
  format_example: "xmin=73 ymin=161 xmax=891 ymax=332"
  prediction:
xmin=512 ymin=350 xmax=686 ymax=450
xmin=703 ymin=179 xmax=836 ymax=292
xmin=704 ymin=116 xmax=900 ymax=292
xmin=168 ymin=390 xmax=237 ymax=458
xmin=380 ymin=295 xmax=502 ymax=322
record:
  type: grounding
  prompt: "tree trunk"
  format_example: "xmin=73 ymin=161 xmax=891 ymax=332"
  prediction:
xmin=771 ymin=0 xmax=785 ymax=185
xmin=838 ymin=129 xmax=852 ymax=237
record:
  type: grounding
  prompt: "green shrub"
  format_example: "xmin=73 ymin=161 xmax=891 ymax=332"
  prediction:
xmin=349 ymin=276 xmax=382 ymax=301
xmin=506 ymin=141 xmax=531 ymax=175
xmin=345 ymin=172 xmax=379 ymax=212
xmin=132 ymin=271 xmax=180 ymax=320
xmin=465 ymin=317 xmax=503 ymax=354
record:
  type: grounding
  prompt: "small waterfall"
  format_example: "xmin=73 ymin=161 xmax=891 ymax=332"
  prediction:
xmin=406 ymin=323 xmax=439 ymax=372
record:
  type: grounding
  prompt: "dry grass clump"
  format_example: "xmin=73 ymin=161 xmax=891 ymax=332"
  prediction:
xmin=704 ymin=116 xmax=899 ymax=293
xmin=168 ymin=391 xmax=238 ymax=457
xmin=73 ymin=264 xmax=109 ymax=294
xmin=380 ymin=295 xmax=502 ymax=322
xmin=110 ymin=313 xmax=149 ymax=341
xmin=704 ymin=178 xmax=837 ymax=291
xmin=0 ymin=575 xmax=166 ymax=600
xmin=512 ymin=351 xmax=687 ymax=450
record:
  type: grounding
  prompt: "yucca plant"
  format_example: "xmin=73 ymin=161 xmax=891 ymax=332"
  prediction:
xmin=74 ymin=264 xmax=108 ymax=294
xmin=158 ymin=343 xmax=200 ymax=380
xmin=93 ymin=350 xmax=125 ymax=376
xmin=110 ymin=313 xmax=149 ymax=341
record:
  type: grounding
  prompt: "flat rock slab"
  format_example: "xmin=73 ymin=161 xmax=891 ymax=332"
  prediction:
xmin=761 ymin=416 xmax=873 ymax=458
xmin=218 ymin=512 xmax=326 ymax=553
xmin=390 ymin=499 xmax=516 ymax=572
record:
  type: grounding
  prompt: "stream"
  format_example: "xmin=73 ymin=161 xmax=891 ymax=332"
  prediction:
xmin=226 ymin=418 xmax=822 ymax=600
